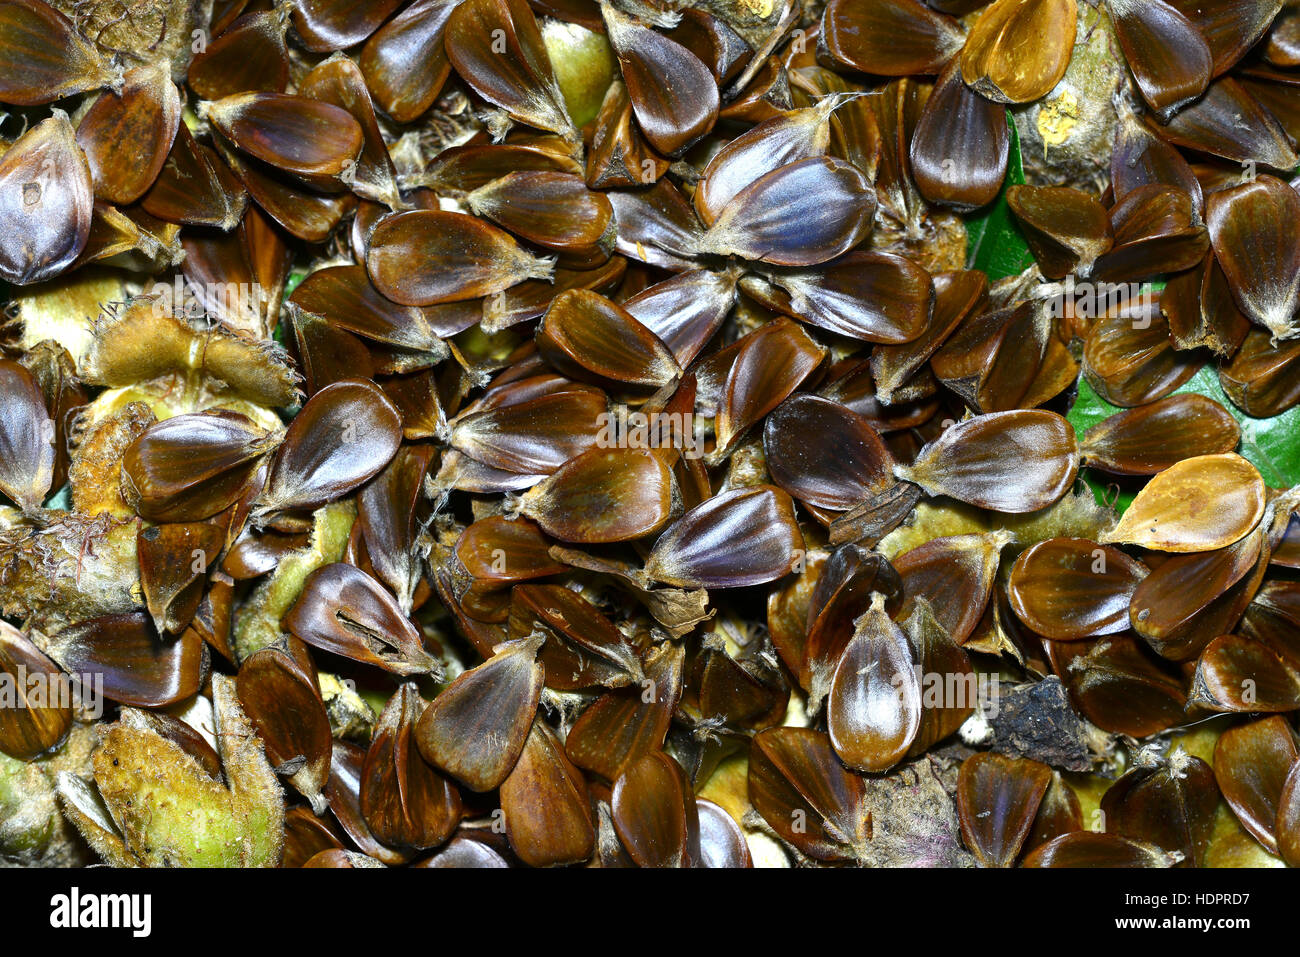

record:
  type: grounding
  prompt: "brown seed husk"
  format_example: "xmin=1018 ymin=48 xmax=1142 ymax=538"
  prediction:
xmin=956 ymin=752 xmax=1052 ymax=867
xmin=361 ymin=683 xmax=461 ymax=850
xmin=0 ymin=0 xmax=118 ymax=105
xmin=1080 ymin=394 xmax=1241 ymax=475
xmin=1212 ymin=715 xmax=1298 ymax=854
xmin=827 ymin=593 xmax=921 ymax=773
xmin=960 ymin=0 xmax=1077 ymax=104
xmin=1205 ymin=176 xmax=1300 ymax=341
xmin=0 ymin=112 xmax=93 ymax=286
xmin=414 ymin=635 xmax=544 ymax=791
xmin=1008 ymin=538 xmax=1148 ymax=641
xmin=895 ymin=410 xmax=1079 ymax=513
xmin=1100 ymin=454 xmax=1265 ymax=553
xmin=501 ymin=719 xmax=594 ymax=866
xmin=366 ymin=210 xmax=555 ymax=307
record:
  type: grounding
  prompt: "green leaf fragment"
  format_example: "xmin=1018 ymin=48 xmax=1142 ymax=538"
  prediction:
xmin=965 ymin=113 xmax=1035 ymax=281
xmin=1068 ymin=365 xmax=1300 ymax=512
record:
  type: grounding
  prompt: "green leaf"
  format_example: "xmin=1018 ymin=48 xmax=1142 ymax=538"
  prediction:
xmin=1172 ymin=367 xmax=1300 ymax=490
xmin=964 ymin=113 xmax=1035 ymax=281
xmin=43 ymin=484 xmax=71 ymax=511
xmin=960 ymin=114 xmax=1300 ymax=507
xmin=275 ymin=269 xmax=309 ymax=346
xmin=1067 ymin=376 xmax=1118 ymax=438
xmin=1068 ymin=365 xmax=1300 ymax=509
xmin=1066 ymin=378 xmax=1141 ymax=512
xmin=283 ymin=269 xmax=308 ymax=299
